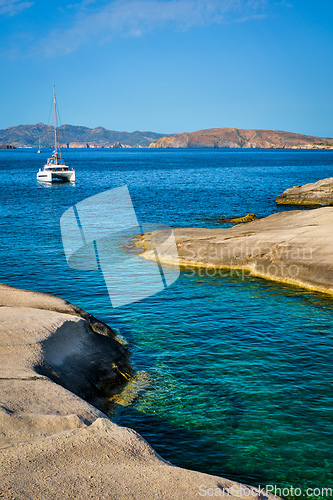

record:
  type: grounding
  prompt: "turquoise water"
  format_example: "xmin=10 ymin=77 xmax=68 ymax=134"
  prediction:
xmin=1 ymin=148 xmax=333 ymax=491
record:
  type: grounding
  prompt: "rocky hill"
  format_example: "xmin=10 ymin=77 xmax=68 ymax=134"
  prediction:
xmin=0 ymin=123 xmax=166 ymax=148
xmin=149 ymin=127 xmax=333 ymax=149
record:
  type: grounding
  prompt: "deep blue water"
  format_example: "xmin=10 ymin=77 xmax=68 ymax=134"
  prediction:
xmin=1 ymin=148 xmax=333 ymax=491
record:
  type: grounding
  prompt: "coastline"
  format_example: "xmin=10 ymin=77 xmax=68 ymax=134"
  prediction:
xmin=0 ymin=283 xmax=280 ymax=499
xmin=140 ymin=207 xmax=333 ymax=297
xmin=276 ymin=177 xmax=333 ymax=206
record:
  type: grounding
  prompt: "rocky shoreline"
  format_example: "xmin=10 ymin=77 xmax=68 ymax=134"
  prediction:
xmin=140 ymin=207 xmax=333 ymax=296
xmin=0 ymin=283 xmax=279 ymax=499
xmin=276 ymin=177 xmax=333 ymax=206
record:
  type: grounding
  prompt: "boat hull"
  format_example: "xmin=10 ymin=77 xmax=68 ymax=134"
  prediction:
xmin=37 ymin=169 xmax=75 ymax=183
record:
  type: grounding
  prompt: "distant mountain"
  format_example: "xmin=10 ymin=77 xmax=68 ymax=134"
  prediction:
xmin=0 ymin=123 xmax=167 ymax=149
xmin=2 ymin=125 xmax=332 ymax=150
xmin=149 ymin=128 xmax=333 ymax=149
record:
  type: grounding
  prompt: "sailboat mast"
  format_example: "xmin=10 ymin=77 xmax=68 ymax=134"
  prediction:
xmin=53 ymin=85 xmax=57 ymax=156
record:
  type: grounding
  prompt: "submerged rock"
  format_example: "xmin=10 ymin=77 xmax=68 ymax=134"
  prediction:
xmin=219 ymin=214 xmax=260 ymax=224
xmin=276 ymin=177 xmax=333 ymax=206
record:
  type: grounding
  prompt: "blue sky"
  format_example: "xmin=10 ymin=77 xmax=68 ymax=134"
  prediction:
xmin=0 ymin=0 xmax=332 ymax=136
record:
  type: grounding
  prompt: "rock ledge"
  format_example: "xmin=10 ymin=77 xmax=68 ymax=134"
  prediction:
xmin=140 ymin=207 xmax=333 ymax=296
xmin=276 ymin=177 xmax=333 ymax=206
xmin=0 ymin=284 xmax=280 ymax=499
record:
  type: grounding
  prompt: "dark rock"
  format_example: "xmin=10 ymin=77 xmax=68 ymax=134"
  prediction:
xmin=218 ymin=214 xmax=260 ymax=224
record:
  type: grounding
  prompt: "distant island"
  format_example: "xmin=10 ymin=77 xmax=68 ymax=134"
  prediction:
xmin=0 ymin=123 xmax=166 ymax=149
xmin=149 ymin=127 xmax=333 ymax=149
xmin=1 ymin=124 xmax=333 ymax=150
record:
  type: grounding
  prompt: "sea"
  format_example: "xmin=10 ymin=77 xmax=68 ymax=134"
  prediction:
xmin=1 ymin=148 xmax=333 ymax=492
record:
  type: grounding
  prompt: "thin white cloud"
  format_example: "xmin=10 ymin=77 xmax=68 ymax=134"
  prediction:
xmin=33 ymin=0 xmax=267 ymax=57
xmin=66 ymin=0 xmax=98 ymax=9
xmin=0 ymin=0 xmax=33 ymax=16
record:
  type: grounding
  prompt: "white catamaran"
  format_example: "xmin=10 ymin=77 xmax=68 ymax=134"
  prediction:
xmin=37 ymin=86 xmax=75 ymax=183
